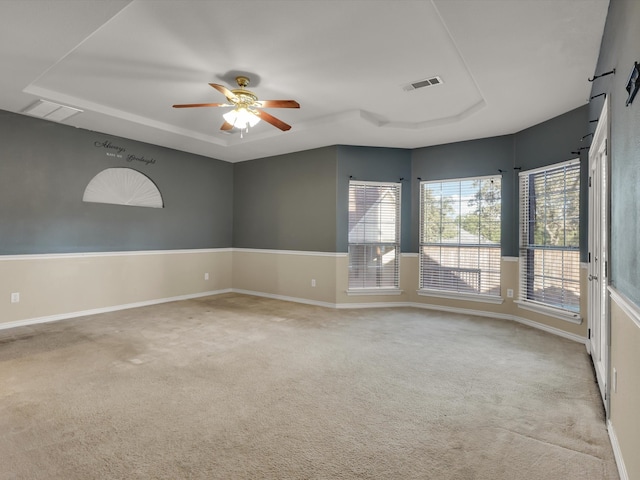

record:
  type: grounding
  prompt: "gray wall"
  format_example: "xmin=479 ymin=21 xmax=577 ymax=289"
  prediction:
xmin=232 ymin=147 xmax=338 ymax=251
xmin=411 ymin=135 xmax=515 ymax=255
xmin=336 ymin=146 xmax=412 ymax=253
xmin=514 ymin=106 xmax=589 ymax=261
xmin=0 ymin=102 xmax=591 ymax=259
xmin=411 ymin=107 xmax=588 ymax=258
xmin=589 ymin=0 xmax=640 ymax=305
xmin=0 ymin=110 xmax=233 ymax=254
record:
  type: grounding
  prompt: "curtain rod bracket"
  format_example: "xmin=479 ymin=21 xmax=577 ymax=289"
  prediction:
xmin=581 ymin=133 xmax=594 ymax=142
xmin=571 ymin=147 xmax=590 ymax=155
xmin=588 ymin=68 xmax=615 ymax=82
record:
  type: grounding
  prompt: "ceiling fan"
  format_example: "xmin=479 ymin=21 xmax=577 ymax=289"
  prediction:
xmin=173 ymin=76 xmax=300 ymax=134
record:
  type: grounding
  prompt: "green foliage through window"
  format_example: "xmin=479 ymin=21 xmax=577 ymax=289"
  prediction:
xmin=420 ymin=175 xmax=502 ymax=296
xmin=519 ymin=160 xmax=581 ymax=312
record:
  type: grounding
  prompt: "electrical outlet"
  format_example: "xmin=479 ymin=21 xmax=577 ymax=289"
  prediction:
xmin=507 ymin=289 xmax=514 ymax=298
xmin=204 ymin=273 xmax=209 ymax=280
xmin=11 ymin=292 xmax=20 ymax=303
xmin=311 ymin=279 xmax=316 ymax=287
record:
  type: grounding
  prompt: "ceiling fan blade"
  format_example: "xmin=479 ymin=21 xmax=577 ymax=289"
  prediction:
xmin=220 ymin=121 xmax=234 ymax=131
xmin=254 ymin=110 xmax=292 ymax=131
xmin=256 ymin=100 xmax=300 ymax=109
xmin=209 ymin=83 xmax=238 ymax=102
xmin=172 ymin=102 xmax=231 ymax=108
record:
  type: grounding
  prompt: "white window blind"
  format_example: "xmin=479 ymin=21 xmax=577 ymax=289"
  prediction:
xmin=419 ymin=176 xmax=502 ymax=296
xmin=519 ymin=160 xmax=580 ymax=312
xmin=348 ymin=181 xmax=401 ymax=290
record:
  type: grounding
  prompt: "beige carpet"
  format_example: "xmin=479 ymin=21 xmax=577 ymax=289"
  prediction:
xmin=0 ymin=293 xmax=619 ymax=479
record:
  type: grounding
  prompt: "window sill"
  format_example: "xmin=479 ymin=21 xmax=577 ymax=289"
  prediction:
xmin=514 ymin=300 xmax=582 ymax=324
xmin=346 ymin=288 xmax=403 ymax=296
xmin=417 ymin=289 xmax=504 ymax=305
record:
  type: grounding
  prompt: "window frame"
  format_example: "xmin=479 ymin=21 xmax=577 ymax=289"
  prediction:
xmin=347 ymin=180 xmax=402 ymax=294
xmin=418 ymin=174 xmax=503 ymax=303
xmin=516 ymin=159 xmax=582 ymax=323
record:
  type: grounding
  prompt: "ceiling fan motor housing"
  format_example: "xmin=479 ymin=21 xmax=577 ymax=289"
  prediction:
xmin=231 ymin=76 xmax=258 ymax=107
xmin=173 ymin=75 xmax=298 ymax=132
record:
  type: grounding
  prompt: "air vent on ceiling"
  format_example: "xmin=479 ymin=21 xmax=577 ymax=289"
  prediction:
xmin=22 ymin=99 xmax=82 ymax=122
xmin=402 ymin=76 xmax=443 ymax=92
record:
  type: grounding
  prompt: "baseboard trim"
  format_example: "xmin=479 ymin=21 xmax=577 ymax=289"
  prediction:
xmin=336 ymin=301 xmax=415 ymax=309
xmin=608 ymin=420 xmax=629 ymax=480
xmin=1 ymin=289 xmax=587 ymax=346
xmin=231 ymin=289 xmax=337 ymax=309
xmin=0 ymin=289 xmax=232 ymax=331
xmin=409 ymin=302 xmax=585 ymax=344
xmin=509 ymin=314 xmax=586 ymax=344
xmin=406 ymin=301 xmax=514 ymax=321
xmin=232 ymin=291 xmax=586 ymax=344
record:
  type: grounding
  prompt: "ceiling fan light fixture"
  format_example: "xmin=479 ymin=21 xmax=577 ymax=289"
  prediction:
xmin=223 ymin=107 xmax=260 ymax=130
xmin=174 ymin=76 xmax=298 ymax=133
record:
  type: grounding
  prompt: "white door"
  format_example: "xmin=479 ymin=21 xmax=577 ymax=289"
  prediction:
xmin=588 ymin=99 xmax=609 ymax=412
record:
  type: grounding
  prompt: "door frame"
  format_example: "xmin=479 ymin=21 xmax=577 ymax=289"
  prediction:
xmin=587 ymin=97 xmax=610 ymax=414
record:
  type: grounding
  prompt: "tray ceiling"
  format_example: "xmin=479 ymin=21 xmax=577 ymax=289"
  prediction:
xmin=0 ymin=0 xmax=609 ymax=162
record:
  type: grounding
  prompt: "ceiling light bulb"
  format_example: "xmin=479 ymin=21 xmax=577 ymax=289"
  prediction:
xmin=223 ymin=108 xmax=260 ymax=130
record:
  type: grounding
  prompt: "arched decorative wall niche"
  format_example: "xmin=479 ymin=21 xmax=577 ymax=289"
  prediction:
xmin=83 ymin=168 xmax=163 ymax=208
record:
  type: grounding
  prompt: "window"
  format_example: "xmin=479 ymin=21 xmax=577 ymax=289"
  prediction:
xmin=348 ymin=181 xmax=401 ymax=291
xmin=518 ymin=159 xmax=580 ymax=314
xmin=419 ymin=176 xmax=502 ymax=298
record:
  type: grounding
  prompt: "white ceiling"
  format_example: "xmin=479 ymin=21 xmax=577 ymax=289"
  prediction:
xmin=0 ymin=0 xmax=609 ymax=163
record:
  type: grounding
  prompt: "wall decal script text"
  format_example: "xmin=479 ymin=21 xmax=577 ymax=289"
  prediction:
xmin=94 ymin=140 xmax=156 ymax=165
